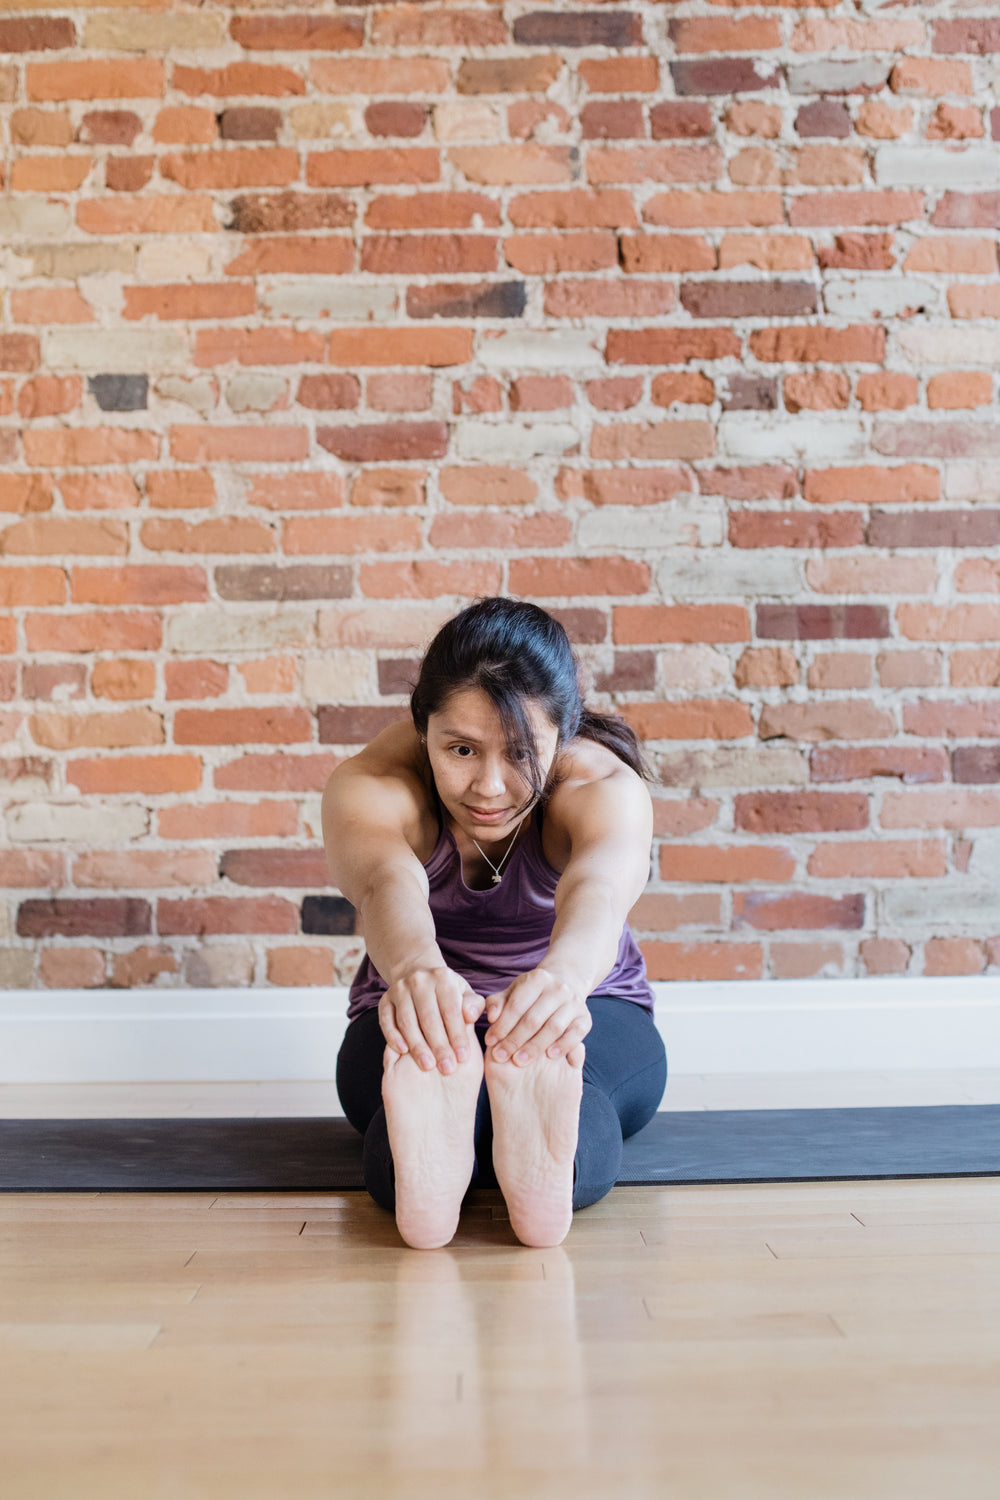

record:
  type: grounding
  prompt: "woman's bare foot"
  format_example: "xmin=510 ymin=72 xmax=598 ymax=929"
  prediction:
xmin=485 ymin=1045 xmax=583 ymax=1248
xmin=382 ymin=1033 xmax=483 ymax=1250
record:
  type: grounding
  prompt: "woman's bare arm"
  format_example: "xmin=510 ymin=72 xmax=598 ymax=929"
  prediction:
xmin=484 ymin=758 xmax=652 ymax=1065
xmin=321 ymin=733 xmax=483 ymax=1072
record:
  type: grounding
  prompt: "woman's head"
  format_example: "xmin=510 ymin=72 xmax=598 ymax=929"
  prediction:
xmin=411 ymin=598 xmax=582 ymax=805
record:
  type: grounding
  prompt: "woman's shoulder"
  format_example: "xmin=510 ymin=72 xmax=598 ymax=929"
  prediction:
xmin=542 ymin=736 xmax=651 ymax=862
xmin=322 ymin=718 xmax=438 ymax=850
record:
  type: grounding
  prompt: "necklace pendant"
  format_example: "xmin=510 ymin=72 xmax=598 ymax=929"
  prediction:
xmin=491 ymin=873 xmax=502 ymax=885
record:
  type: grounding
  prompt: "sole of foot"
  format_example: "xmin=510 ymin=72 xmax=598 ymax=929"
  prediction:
xmin=382 ymin=1034 xmax=483 ymax=1251
xmin=485 ymin=1046 xmax=583 ymax=1248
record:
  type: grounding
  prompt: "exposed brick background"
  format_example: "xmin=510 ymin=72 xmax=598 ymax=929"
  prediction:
xmin=2 ymin=1 xmax=999 ymax=992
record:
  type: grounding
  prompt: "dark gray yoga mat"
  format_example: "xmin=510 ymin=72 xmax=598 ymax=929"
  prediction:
xmin=1 ymin=1105 xmax=997 ymax=1192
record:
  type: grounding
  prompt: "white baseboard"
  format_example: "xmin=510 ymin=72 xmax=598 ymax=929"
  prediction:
xmin=1 ymin=979 xmax=998 ymax=1086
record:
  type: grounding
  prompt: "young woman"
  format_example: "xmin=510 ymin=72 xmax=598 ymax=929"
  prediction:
xmin=322 ymin=598 xmax=666 ymax=1249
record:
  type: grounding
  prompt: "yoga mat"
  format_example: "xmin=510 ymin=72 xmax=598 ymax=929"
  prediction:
xmin=1 ymin=1106 xmax=997 ymax=1192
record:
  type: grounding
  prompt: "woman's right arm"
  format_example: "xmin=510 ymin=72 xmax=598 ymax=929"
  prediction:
xmin=321 ymin=747 xmax=483 ymax=1074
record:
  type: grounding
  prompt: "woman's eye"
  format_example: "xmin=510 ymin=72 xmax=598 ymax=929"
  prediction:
xmin=451 ymin=744 xmax=473 ymax=757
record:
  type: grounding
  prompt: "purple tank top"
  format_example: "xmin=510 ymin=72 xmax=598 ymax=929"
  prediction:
xmin=347 ymin=809 xmax=654 ymax=1019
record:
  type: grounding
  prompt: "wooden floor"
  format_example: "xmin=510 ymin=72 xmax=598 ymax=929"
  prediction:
xmin=1 ymin=1173 xmax=999 ymax=1500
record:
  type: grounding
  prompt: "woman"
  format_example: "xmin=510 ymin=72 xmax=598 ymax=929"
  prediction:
xmin=323 ymin=598 xmax=666 ymax=1249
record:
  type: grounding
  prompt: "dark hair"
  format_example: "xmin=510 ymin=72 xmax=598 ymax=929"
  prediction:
xmin=410 ymin=597 xmax=649 ymax=803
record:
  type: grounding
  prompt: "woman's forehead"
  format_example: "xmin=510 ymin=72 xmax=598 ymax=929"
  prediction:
xmin=429 ymin=687 xmax=558 ymax=741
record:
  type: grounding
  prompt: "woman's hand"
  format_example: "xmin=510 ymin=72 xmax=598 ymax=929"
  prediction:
xmin=378 ymin=966 xmax=485 ymax=1075
xmin=483 ymin=967 xmax=591 ymax=1067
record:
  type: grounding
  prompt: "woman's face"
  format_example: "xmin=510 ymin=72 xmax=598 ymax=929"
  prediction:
xmin=424 ymin=687 xmax=560 ymax=844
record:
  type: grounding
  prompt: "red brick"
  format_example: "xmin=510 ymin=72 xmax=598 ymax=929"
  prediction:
xmin=66 ymin=754 xmax=201 ymax=795
xmin=372 ymin=10 xmax=507 ymax=49
xmin=784 ymin=372 xmax=849 ymax=412
xmin=588 ymin=145 xmax=722 ymax=186
xmin=91 ymin=660 xmax=156 ymax=701
xmin=614 ymin=605 xmax=750 ymax=645
xmin=735 ymin=792 xmax=869 ymax=834
xmin=545 ymin=280 xmax=676 ymax=319
xmin=770 ymin=943 xmax=844 ymax=980
xmin=146 ymin=472 xmax=217 ymax=510
xmin=641 ymin=942 xmax=763 ymax=982
xmin=429 ymin=512 xmax=570 ymax=551
xmin=267 ymin=947 xmax=336 ymax=987
xmin=750 ymin=325 xmax=884 ymax=364
xmin=757 ymin=605 xmax=890 ymax=641
xmin=809 ymin=747 xmax=949 ymax=784
xmin=861 ymin=938 xmax=911 ymax=976
xmin=365 ymin=192 xmax=500 ymax=230
xmin=808 ymin=840 xmax=947 ymax=880
xmin=284 ymin=515 xmax=422 ymax=555
xmin=214 ymin=753 xmax=339 ymax=793
xmin=924 ymin=938 xmax=986 ymax=977
xmin=898 ymin=604 xmax=1000 ymax=641
xmin=365 ymin=101 xmax=427 ymax=139
xmin=509 ymin=189 xmax=638 ymax=229
xmin=653 ymin=799 xmax=719 ymax=837
xmin=0 ymin=850 xmax=65 ymax=888
xmin=622 ymin=701 xmax=753 ymax=741
xmin=644 ymin=190 xmax=782 ymax=228
xmin=318 ymin=706 xmax=405 ymax=744
xmin=927 ymin=372 xmax=993 ymax=410
xmin=439 ymin=467 xmax=537 ymax=506
xmin=165 ymin=661 xmax=229 ymax=701
xmin=169 ymin=426 xmax=309 ymax=464
xmin=367 ymin=372 xmax=433 ymax=413
xmin=0 ymin=566 xmax=66 ymax=607
xmin=26 ymin=612 xmax=161 ymax=654
xmin=21 ymin=663 xmax=85 ymax=702
xmin=628 ymin=893 xmax=722 ymax=931
xmin=296 ymin=374 xmax=360 ymax=411
xmin=456 ymin=54 xmax=561 ymax=95
xmin=174 ymin=708 xmax=312 ymax=746
xmin=352 ymin=469 xmax=427 ymax=508
xmin=581 ymin=101 xmax=645 ymax=140
xmin=504 ymin=232 xmax=619 ymax=273
xmin=790 ymin=191 xmax=924 ymax=228
xmin=510 ymin=557 xmax=649 ymax=599
xmin=584 ymin=379 xmax=644 ymax=412
xmin=881 ymin=790 xmax=1000 ymax=829
xmin=759 ymin=701 xmax=894 ymax=742
xmin=224 ymin=237 xmax=354 ymax=277
xmin=806 ymin=653 xmax=872 ymax=692
xmin=931 ymin=20 xmax=1000 ymax=55
xmin=316 ymin=423 xmax=447 ymax=463
xmin=328 ymin=327 xmax=472 ymax=367
xmin=660 ymin=844 xmax=795 ymax=883
xmin=219 ymin=850 xmax=331 ymax=888
xmin=904 ymin=702 xmax=1000 ymax=739
xmin=70 ymin=566 xmax=207 ymax=605
xmin=804 ymin=465 xmax=939 ymax=505
xmin=729 ymin=512 xmax=864 ymax=549
xmin=18 ymin=898 xmax=151 ymax=938
xmin=590 ymin=421 xmax=714 ymax=462
xmin=734 ymin=892 xmax=864 ymax=932
xmin=578 ymin=58 xmax=658 ymax=94
xmin=620 ymin=235 xmax=716 ymax=273
xmin=307 ymin=148 xmax=440 ymax=188
xmin=932 ymin=192 xmax=1000 ymax=230
xmin=139 ymin=518 xmax=275 ymax=555
xmin=360 ymin=560 xmax=503 ymax=599
xmin=158 ymin=802 xmax=299 ymax=841
xmin=700 ymin=466 xmax=798 ymax=501
xmin=450 ymin=145 xmax=573 ymax=186
xmin=510 ymin=377 xmax=574 ymax=412
xmin=360 ymin=234 xmax=496 ymax=275
xmin=607 ymin=328 xmax=741 ymax=365
xmin=650 ymin=102 xmax=713 ymax=139
xmin=817 ymin=232 xmax=897 ymax=271
xmin=651 ymin=373 xmax=714 ymax=408
xmin=878 ymin=650 xmax=942 ymax=689
xmin=158 ymin=897 xmax=299 ymax=936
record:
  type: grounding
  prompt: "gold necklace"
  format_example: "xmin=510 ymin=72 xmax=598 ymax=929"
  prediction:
xmin=471 ymin=822 xmax=522 ymax=885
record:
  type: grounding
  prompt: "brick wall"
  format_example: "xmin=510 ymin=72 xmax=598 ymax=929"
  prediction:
xmin=2 ymin=1 xmax=999 ymax=993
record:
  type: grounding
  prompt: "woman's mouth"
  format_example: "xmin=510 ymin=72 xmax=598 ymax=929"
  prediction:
xmin=465 ymin=805 xmax=511 ymax=823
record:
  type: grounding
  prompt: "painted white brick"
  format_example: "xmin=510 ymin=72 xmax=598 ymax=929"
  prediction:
xmin=83 ymin=11 xmax=227 ymax=47
xmin=434 ymin=101 xmax=501 ymax=143
xmin=166 ymin=610 xmax=316 ymax=654
xmin=968 ymin=836 xmax=1000 ymax=880
xmin=0 ymin=200 xmax=72 ymax=241
xmin=824 ymin=278 xmax=939 ymax=320
xmin=658 ymin=645 xmax=732 ymax=692
xmin=880 ymin=885 xmax=999 ymax=929
xmin=477 ymin=331 xmax=602 ymax=370
xmin=139 ymin=241 xmax=214 ymax=280
xmin=0 ymin=951 xmax=33 ymax=987
xmin=226 ymin=375 xmax=289 ymax=414
xmin=318 ymin=603 xmax=452 ymax=650
xmin=454 ymin=421 xmax=580 ymax=461
xmin=259 ymin=284 xmax=397 ymax=322
xmin=945 ymin=463 xmax=1000 ymax=506
xmin=577 ymin=499 xmax=725 ymax=551
xmin=787 ymin=60 xmax=888 ymax=94
xmin=6 ymin=802 xmax=149 ymax=844
xmin=44 ymin=328 xmax=189 ymax=373
xmin=658 ymin=746 xmax=809 ymax=789
xmin=895 ymin=326 xmax=1000 ymax=368
xmin=876 ymin=146 xmax=1000 ymax=190
xmin=157 ymin=375 xmax=219 ymax=416
xmin=657 ymin=551 xmax=802 ymax=599
xmin=301 ymin=653 xmax=376 ymax=704
xmin=720 ymin=415 xmax=867 ymax=464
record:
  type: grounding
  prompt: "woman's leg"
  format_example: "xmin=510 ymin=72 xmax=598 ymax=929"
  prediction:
xmin=573 ymin=996 xmax=667 ymax=1210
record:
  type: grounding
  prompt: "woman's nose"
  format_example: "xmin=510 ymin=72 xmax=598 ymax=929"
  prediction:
xmin=471 ymin=757 xmax=505 ymax=795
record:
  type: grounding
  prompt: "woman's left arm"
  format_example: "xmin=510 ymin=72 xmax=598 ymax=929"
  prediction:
xmin=484 ymin=765 xmax=652 ymax=1065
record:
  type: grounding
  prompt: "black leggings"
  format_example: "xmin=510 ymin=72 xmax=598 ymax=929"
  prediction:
xmin=336 ymin=996 xmax=667 ymax=1214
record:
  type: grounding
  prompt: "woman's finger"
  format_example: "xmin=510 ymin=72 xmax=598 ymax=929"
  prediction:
xmin=377 ymin=996 xmax=410 ymax=1057
xmin=501 ymin=1003 xmax=589 ymax=1065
